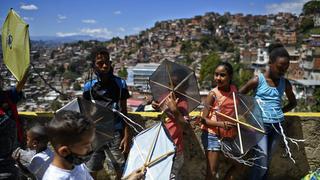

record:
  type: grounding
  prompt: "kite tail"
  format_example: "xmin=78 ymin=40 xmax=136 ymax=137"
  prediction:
xmin=272 ymin=123 xmax=303 ymax=164
xmin=220 ymin=141 xmax=267 ymax=169
xmin=111 ymin=108 xmax=144 ymax=134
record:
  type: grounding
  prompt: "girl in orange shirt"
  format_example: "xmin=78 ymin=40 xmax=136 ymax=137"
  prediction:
xmin=200 ymin=62 xmax=237 ymax=180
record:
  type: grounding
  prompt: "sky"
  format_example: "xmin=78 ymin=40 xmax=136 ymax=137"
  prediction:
xmin=0 ymin=0 xmax=310 ymax=39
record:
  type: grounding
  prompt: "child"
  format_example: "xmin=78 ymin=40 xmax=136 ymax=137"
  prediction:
xmin=14 ymin=124 xmax=53 ymax=179
xmin=239 ymin=43 xmax=297 ymax=180
xmin=42 ymin=110 xmax=95 ymax=180
xmin=152 ymin=69 xmax=190 ymax=180
xmin=83 ymin=46 xmax=130 ymax=179
xmin=200 ymin=62 xmax=237 ymax=180
xmin=0 ymin=71 xmax=28 ymax=179
xmin=26 ymin=124 xmax=53 ymax=179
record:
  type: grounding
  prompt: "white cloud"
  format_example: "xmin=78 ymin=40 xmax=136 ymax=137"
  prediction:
xmin=56 ymin=28 xmax=113 ymax=39
xmin=23 ymin=17 xmax=34 ymax=21
xmin=133 ymin=27 xmax=142 ymax=32
xmin=58 ymin=14 xmax=67 ymax=20
xmin=114 ymin=11 xmax=121 ymax=15
xmin=118 ymin=27 xmax=126 ymax=32
xmin=80 ymin=28 xmax=113 ymax=38
xmin=265 ymin=0 xmax=309 ymax=15
xmin=56 ymin=32 xmax=79 ymax=37
xmin=82 ymin=19 xmax=97 ymax=24
xmin=20 ymin=4 xmax=38 ymax=10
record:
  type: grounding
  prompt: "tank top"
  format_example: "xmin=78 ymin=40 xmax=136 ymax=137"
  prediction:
xmin=201 ymin=85 xmax=237 ymax=138
xmin=255 ymin=73 xmax=285 ymax=123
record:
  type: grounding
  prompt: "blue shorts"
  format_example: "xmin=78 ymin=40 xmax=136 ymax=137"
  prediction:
xmin=201 ymin=131 xmax=221 ymax=151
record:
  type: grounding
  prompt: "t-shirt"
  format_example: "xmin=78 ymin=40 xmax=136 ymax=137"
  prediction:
xmin=28 ymin=147 xmax=54 ymax=180
xmin=83 ymin=77 xmax=130 ymax=130
xmin=164 ymin=97 xmax=189 ymax=153
xmin=42 ymin=164 xmax=93 ymax=180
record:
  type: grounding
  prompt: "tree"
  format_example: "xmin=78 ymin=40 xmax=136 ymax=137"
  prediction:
xmin=199 ymin=52 xmax=220 ymax=85
xmin=181 ymin=41 xmax=194 ymax=54
xmin=205 ymin=19 xmax=216 ymax=33
xmin=302 ymin=0 xmax=320 ymax=15
xmin=73 ymin=82 xmax=81 ymax=91
xmin=311 ymin=87 xmax=320 ymax=112
xmin=299 ymin=17 xmax=314 ymax=33
xmin=118 ymin=67 xmax=128 ymax=79
xmin=50 ymin=100 xmax=62 ymax=111
xmin=217 ymin=16 xmax=228 ymax=25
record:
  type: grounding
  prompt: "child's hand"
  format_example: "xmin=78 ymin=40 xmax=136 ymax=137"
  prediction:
xmin=12 ymin=151 xmax=21 ymax=162
xmin=164 ymin=93 xmax=179 ymax=114
xmin=192 ymin=116 xmax=204 ymax=126
xmin=221 ymin=121 xmax=236 ymax=130
xmin=125 ymin=167 xmax=146 ymax=180
xmin=151 ymin=101 xmax=160 ymax=111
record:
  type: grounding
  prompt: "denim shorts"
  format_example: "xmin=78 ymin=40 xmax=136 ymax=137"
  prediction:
xmin=201 ymin=131 xmax=221 ymax=151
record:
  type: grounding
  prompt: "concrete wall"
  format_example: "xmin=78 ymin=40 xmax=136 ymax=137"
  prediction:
xmin=20 ymin=113 xmax=320 ymax=180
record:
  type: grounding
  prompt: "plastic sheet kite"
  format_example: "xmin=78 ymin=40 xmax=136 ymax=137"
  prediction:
xmin=56 ymin=97 xmax=114 ymax=150
xmin=1 ymin=8 xmax=30 ymax=81
xmin=215 ymin=93 xmax=267 ymax=167
xmin=123 ymin=122 xmax=175 ymax=180
xmin=149 ymin=60 xmax=201 ymax=114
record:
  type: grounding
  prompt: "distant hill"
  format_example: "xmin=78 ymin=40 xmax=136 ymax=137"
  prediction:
xmin=31 ymin=35 xmax=108 ymax=43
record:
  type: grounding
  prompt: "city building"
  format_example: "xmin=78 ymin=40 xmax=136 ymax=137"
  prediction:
xmin=132 ymin=63 xmax=160 ymax=91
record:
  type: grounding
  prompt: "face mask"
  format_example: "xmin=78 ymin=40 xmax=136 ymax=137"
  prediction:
xmin=95 ymin=71 xmax=113 ymax=78
xmin=64 ymin=150 xmax=93 ymax=165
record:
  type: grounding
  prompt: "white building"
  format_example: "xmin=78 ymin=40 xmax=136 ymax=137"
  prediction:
xmin=252 ymin=47 xmax=269 ymax=75
xmin=132 ymin=63 xmax=160 ymax=91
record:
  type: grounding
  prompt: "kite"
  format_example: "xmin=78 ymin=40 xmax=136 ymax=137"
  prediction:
xmin=1 ymin=8 xmax=30 ymax=81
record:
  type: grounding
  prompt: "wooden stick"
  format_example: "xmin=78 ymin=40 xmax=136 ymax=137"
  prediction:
xmin=145 ymin=123 xmax=162 ymax=165
xmin=122 ymin=150 xmax=175 ymax=180
xmin=96 ymin=130 xmax=113 ymax=139
xmin=94 ymin=116 xmax=104 ymax=124
xmin=145 ymin=150 xmax=175 ymax=167
xmin=233 ymin=92 xmax=244 ymax=154
xmin=215 ymin=111 xmax=265 ymax=134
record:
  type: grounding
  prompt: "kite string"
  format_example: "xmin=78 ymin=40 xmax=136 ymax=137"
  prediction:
xmin=220 ymin=141 xmax=267 ymax=169
xmin=110 ymin=108 xmax=144 ymax=133
xmin=30 ymin=62 xmax=71 ymax=99
xmin=88 ymin=84 xmax=144 ymax=134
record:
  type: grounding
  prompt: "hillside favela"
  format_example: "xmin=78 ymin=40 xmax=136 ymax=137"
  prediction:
xmin=0 ymin=1 xmax=319 ymax=180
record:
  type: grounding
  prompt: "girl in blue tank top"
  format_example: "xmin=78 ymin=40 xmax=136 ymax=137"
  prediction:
xmin=239 ymin=43 xmax=297 ymax=180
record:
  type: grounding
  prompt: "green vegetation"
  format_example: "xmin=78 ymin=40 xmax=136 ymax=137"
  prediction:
xmin=73 ymin=82 xmax=82 ymax=91
xmin=63 ymin=71 xmax=79 ymax=80
xmin=299 ymin=17 xmax=314 ymax=33
xmin=302 ymin=0 xmax=320 ymax=15
xmin=50 ymin=100 xmax=62 ymax=111
xmin=217 ymin=16 xmax=228 ymax=25
xmin=180 ymin=41 xmax=199 ymax=65
xmin=199 ymin=52 xmax=220 ymax=87
xmin=118 ymin=67 xmax=128 ymax=79
xmin=311 ymin=87 xmax=320 ymax=112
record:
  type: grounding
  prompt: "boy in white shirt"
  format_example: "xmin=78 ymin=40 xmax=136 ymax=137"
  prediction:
xmin=26 ymin=125 xmax=53 ymax=179
xmin=43 ymin=110 xmax=95 ymax=180
xmin=13 ymin=125 xmax=53 ymax=179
